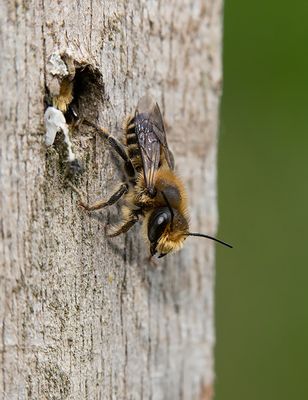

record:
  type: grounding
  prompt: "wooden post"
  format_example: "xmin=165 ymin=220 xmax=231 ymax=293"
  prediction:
xmin=0 ymin=1 xmax=223 ymax=399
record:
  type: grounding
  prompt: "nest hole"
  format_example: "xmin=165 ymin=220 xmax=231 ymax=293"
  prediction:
xmin=66 ymin=64 xmax=104 ymax=124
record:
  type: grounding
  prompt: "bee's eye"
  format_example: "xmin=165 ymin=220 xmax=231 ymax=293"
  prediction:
xmin=148 ymin=207 xmax=172 ymax=244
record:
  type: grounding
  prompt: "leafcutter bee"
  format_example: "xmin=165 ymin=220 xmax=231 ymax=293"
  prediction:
xmin=69 ymin=95 xmax=232 ymax=258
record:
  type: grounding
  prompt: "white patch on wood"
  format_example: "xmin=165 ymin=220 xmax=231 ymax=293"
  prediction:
xmin=44 ymin=106 xmax=76 ymax=162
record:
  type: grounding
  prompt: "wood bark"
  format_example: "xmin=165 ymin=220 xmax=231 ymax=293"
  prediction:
xmin=0 ymin=1 xmax=223 ymax=399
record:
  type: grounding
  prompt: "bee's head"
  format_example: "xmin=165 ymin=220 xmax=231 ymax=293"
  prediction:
xmin=147 ymin=207 xmax=189 ymax=258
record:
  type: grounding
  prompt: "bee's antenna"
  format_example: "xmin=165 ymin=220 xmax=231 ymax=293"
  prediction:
xmin=161 ymin=191 xmax=174 ymax=228
xmin=187 ymin=232 xmax=233 ymax=248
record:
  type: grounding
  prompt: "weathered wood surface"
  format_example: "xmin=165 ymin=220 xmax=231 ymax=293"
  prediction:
xmin=0 ymin=1 xmax=223 ymax=399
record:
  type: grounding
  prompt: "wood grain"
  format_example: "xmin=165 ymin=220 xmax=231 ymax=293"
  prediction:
xmin=0 ymin=1 xmax=223 ymax=398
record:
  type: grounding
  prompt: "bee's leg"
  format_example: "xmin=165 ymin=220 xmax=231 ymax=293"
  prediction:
xmin=107 ymin=217 xmax=138 ymax=237
xmin=68 ymin=181 xmax=128 ymax=211
xmin=107 ymin=207 xmax=139 ymax=237
xmin=84 ymin=121 xmax=135 ymax=178
xmin=109 ymin=137 xmax=136 ymax=178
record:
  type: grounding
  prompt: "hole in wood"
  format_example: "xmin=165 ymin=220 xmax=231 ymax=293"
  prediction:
xmin=66 ymin=64 xmax=104 ymax=124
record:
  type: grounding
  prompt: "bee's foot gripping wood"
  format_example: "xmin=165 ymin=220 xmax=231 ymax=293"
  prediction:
xmin=68 ymin=182 xmax=128 ymax=211
xmin=66 ymin=181 xmax=87 ymax=205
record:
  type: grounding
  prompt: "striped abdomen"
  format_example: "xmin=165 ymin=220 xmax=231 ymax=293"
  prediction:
xmin=125 ymin=118 xmax=142 ymax=171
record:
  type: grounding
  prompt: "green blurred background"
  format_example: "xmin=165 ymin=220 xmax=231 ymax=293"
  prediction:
xmin=216 ymin=1 xmax=308 ymax=399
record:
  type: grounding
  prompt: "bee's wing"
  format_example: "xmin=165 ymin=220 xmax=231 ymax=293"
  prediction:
xmin=135 ymin=96 xmax=174 ymax=192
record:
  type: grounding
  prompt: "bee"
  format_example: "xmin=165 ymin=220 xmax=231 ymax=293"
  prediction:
xmin=69 ymin=95 xmax=232 ymax=258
